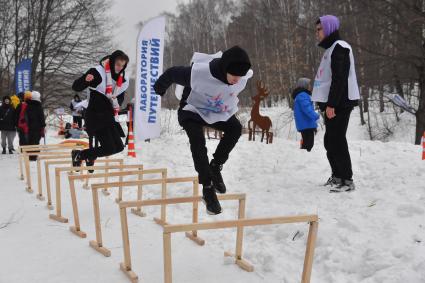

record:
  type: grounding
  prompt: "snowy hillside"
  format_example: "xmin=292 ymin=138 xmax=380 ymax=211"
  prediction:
xmin=0 ymin=107 xmax=424 ymax=283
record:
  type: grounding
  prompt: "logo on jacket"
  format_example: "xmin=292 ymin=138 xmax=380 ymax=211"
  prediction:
xmin=199 ymin=94 xmax=228 ymax=114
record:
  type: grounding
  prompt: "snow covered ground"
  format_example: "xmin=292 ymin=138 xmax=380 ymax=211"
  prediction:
xmin=0 ymin=107 xmax=424 ymax=283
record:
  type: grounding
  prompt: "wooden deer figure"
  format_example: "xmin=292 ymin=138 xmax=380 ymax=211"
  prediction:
xmin=248 ymin=81 xmax=273 ymax=144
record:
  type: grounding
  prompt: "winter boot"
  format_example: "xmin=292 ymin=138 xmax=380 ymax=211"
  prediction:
xmin=210 ymin=159 xmax=226 ymax=194
xmin=323 ymin=175 xmax=341 ymax=187
xmin=2 ymin=148 xmax=5 ymax=154
xmin=330 ymin=179 xmax=355 ymax=193
xmin=9 ymin=149 xmax=13 ymax=154
xmin=71 ymin=150 xmax=83 ymax=171
xmin=86 ymin=159 xmax=95 ymax=173
xmin=202 ymin=184 xmax=222 ymax=215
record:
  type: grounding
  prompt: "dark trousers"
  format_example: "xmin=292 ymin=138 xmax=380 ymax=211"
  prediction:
xmin=181 ymin=114 xmax=242 ymax=186
xmin=300 ymin=129 xmax=315 ymax=152
xmin=80 ymin=126 xmax=124 ymax=161
xmin=72 ymin=116 xmax=83 ymax=129
xmin=27 ymin=129 xmax=42 ymax=161
xmin=324 ymin=107 xmax=353 ymax=180
xmin=17 ymin=130 xmax=27 ymax=146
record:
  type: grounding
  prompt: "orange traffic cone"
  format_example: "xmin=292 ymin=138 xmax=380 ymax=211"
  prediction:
xmin=422 ymin=131 xmax=425 ymax=160
xmin=128 ymin=106 xmax=136 ymax=158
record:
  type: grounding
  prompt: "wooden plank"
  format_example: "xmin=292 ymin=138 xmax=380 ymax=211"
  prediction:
xmin=120 ymin=207 xmax=132 ymax=270
xmin=92 ymin=176 xmax=199 ymax=190
xmin=163 ymin=233 xmax=172 ymax=283
xmin=69 ymin=168 xmax=161 ymax=180
xmin=119 ymin=193 xmax=246 ymax=209
xmin=36 ymin=159 xmax=45 ymax=200
xmin=301 ymin=221 xmax=319 ymax=283
xmin=44 ymin=161 xmax=54 ymax=210
xmin=160 ymin=171 xmax=168 ymax=225
xmin=92 ymin=188 xmax=103 ymax=246
xmin=68 ymin=178 xmax=86 ymax=238
xmin=164 ymin=215 xmax=319 ymax=233
xmin=24 ymin=153 xmax=32 ymax=193
xmin=18 ymin=148 xmax=24 ymax=180
xmin=235 ymin=198 xmax=246 ymax=259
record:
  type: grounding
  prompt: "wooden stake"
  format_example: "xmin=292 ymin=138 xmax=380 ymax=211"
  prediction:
xmin=184 ymin=180 xmax=204 ymax=246
xmin=301 ymin=221 xmax=318 ymax=283
xmin=131 ymin=171 xmax=146 ymax=217
xmin=36 ymin=159 xmax=45 ymax=200
xmin=24 ymin=152 xmax=32 ymax=193
xmin=49 ymin=168 xmax=68 ymax=223
xmin=89 ymin=188 xmax=111 ymax=257
xmin=235 ymin=198 xmax=246 ymax=259
xmin=68 ymin=177 xmax=86 ymax=238
xmin=18 ymin=147 xmax=24 ymax=180
xmin=120 ymin=207 xmax=133 ymax=272
xmin=163 ymin=233 xmax=172 ymax=283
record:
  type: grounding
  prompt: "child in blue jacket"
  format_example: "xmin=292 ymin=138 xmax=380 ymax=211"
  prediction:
xmin=292 ymin=78 xmax=320 ymax=152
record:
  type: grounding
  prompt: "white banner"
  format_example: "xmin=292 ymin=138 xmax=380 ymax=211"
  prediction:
xmin=134 ymin=16 xmax=165 ymax=141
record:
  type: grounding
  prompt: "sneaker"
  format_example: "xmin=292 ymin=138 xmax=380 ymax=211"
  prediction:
xmin=86 ymin=159 xmax=95 ymax=173
xmin=202 ymin=185 xmax=222 ymax=215
xmin=210 ymin=159 xmax=226 ymax=194
xmin=1 ymin=148 xmax=5 ymax=154
xmin=330 ymin=179 xmax=355 ymax=193
xmin=324 ymin=175 xmax=342 ymax=186
xmin=71 ymin=150 xmax=82 ymax=170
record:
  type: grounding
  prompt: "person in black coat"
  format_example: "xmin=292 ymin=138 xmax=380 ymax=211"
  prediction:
xmin=313 ymin=15 xmax=359 ymax=192
xmin=70 ymin=94 xmax=83 ymax=129
xmin=71 ymin=50 xmax=129 ymax=168
xmin=0 ymin=96 xmax=17 ymax=154
xmin=153 ymin=46 xmax=252 ymax=215
xmin=15 ymin=91 xmax=46 ymax=161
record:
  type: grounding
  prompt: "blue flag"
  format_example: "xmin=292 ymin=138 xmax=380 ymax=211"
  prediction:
xmin=15 ymin=59 xmax=32 ymax=94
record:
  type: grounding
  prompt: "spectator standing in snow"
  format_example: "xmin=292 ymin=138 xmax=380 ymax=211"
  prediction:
xmin=312 ymin=15 xmax=360 ymax=192
xmin=70 ymin=94 xmax=83 ymax=129
xmin=292 ymin=78 xmax=320 ymax=152
xmin=0 ymin=96 xmax=17 ymax=154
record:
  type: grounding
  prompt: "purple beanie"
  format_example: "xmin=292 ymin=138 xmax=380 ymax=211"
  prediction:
xmin=319 ymin=15 xmax=340 ymax=37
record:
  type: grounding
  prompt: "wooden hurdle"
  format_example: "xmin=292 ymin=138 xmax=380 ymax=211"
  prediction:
xmin=22 ymin=151 xmax=73 ymax=193
xmin=161 ymin=215 xmax=318 ymax=283
xmin=117 ymin=194 xmax=247 ymax=283
xmin=18 ymin=143 xmax=85 ymax=181
xmin=35 ymin=154 xmax=71 ymax=201
xmin=48 ymin=159 xmax=124 ymax=223
xmin=44 ymin=159 xmax=123 ymax=211
xmin=89 ymin=177 xmax=201 ymax=257
xmin=67 ymin=166 xmax=166 ymax=238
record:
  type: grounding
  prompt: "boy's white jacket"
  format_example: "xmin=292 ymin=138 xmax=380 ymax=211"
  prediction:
xmin=175 ymin=51 xmax=253 ymax=124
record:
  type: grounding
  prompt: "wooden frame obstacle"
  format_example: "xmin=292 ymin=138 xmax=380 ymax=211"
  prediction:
xmin=88 ymin=176 xmax=200 ymax=257
xmin=43 ymin=159 xmax=124 ymax=211
xmin=18 ymin=143 xmax=85 ymax=182
xmin=162 ymin=215 xmax=318 ymax=283
xmin=66 ymin=166 xmax=166 ymax=239
xmin=117 ymin=193 xmax=247 ymax=282
xmin=23 ymin=151 xmax=73 ymax=193
xmin=117 ymin=196 xmax=318 ymax=283
xmin=48 ymin=159 xmax=124 ymax=223
xmin=35 ymin=154 xmax=71 ymax=201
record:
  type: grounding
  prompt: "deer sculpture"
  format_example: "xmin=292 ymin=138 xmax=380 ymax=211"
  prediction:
xmin=248 ymin=81 xmax=273 ymax=144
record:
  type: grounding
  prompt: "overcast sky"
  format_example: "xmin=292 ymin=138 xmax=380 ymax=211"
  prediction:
xmin=110 ymin=0 xmax=188 ymax=75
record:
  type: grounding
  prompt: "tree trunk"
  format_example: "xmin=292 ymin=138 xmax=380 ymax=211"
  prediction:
xmin=415 ymin=66 xmax=425 ymax=145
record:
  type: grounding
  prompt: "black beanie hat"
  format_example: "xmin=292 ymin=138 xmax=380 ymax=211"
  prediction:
xmin=220 ymin=46 xmax=251 ymax=76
